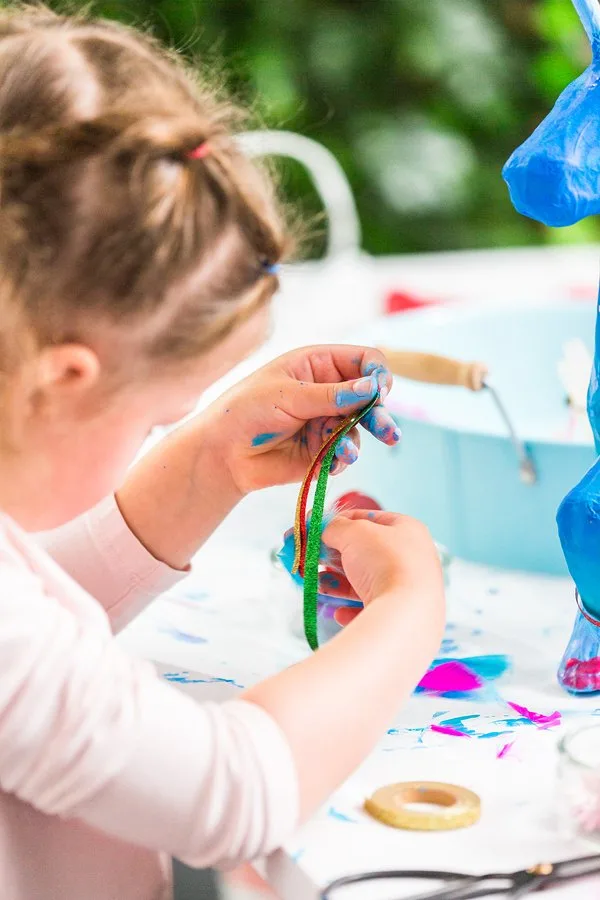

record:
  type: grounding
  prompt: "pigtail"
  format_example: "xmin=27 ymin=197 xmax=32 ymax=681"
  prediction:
xmin=0 ymin=5 xmax=293 ymax=368
xmin=190 ymin=138 xmax=289 ymax=271
xmin=0 ymin=114 xmax=210 ymax=167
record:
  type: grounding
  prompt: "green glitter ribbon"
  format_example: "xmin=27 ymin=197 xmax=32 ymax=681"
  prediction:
xmin=302 ymin=393 xmax=380 ymax=651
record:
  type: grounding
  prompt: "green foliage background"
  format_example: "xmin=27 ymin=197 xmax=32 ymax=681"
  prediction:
xmin=43 ymin=0 xmax=598 ymax=255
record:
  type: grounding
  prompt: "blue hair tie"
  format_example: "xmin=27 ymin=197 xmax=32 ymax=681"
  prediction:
xmin=262 ymin=260 xmax=281 ymax=275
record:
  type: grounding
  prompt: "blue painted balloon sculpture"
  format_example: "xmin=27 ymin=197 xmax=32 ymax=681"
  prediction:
xmin=503 ymin=0 xmax=600 ymax=693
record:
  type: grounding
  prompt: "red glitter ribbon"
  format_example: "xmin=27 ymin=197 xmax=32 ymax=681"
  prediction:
xmin=291 ymin=393 xmax=380 ymax=578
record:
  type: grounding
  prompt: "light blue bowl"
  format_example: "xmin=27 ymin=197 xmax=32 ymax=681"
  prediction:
xmin=344 ymin=302 xmax=597 ymax=575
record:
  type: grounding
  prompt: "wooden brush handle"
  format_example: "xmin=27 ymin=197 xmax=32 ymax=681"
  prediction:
xmin=379 ymin=348 xmax=488 ymax=392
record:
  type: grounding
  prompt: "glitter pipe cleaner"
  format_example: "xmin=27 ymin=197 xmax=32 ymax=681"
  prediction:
xmin=291 ymin=392 xmax=381 ymax=651
xmin=291 ymin=391 xmax=380 ymax=577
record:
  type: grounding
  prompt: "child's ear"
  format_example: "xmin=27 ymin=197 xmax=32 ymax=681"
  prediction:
xmin=31 ymin=344 xmax=101 ymax=413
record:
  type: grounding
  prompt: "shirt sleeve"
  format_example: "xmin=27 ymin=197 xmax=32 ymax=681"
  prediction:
xmin=37 ymin=495 xmax=187 ymax=631
xmin=0 ymin=560 xmax=299 ymax=869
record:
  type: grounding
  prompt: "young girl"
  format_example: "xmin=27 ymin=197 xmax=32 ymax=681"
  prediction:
xmin=0 ymin=6 xmax=445 ymax=899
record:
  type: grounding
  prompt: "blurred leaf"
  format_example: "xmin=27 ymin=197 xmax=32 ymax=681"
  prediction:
xmin=532 ymin=49 xmax=583 ymax=101
xmin=248 ymin=46 xmax=300 ymax=119
xmin=39 ymin=0 xmax=600 ymax=253
xmin=536 ymin=0 xmax=588 ymax=58
xmin=356 ymin=114 xmax=476 ymax=217
xmin=545 ymin=218 xmax=600 ymax=244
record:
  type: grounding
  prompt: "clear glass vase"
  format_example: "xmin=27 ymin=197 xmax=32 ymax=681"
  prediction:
xmin=270 ymin=542 xmax=452 ymax=645
xmin=558 ymin=724 xmax=600 ymax=844
xmin=558 ymin=595 xmax=600 ymax=695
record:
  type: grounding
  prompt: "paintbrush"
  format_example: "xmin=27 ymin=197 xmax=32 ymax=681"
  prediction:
xmin=378 ymin=348 xmax=488 ymax=391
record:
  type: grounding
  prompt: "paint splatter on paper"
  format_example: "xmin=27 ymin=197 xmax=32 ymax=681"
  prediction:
xmin=431 ymin=724 xmax=471 ymax=739
xmin=160 ymin=626 xmax=207 ymax=644
xmin=389 ymin=701 xmax=564 ymax=750
xmin=327 ymin=807 xmax=358 ymax=823
xmin=418 ymin=661 xmax=483 ymax=695
xmin=163 ymin=671 xmax=244 ymax=688
xmin=497 ymin=741 xmax=515 ymax=759
xmin=507 ymin=702 xmax=561 ymax=729
xmin=432 ymin=714 xmax=480 ymax=737
xmin=415 ymin=655 xmax=510 ymax=699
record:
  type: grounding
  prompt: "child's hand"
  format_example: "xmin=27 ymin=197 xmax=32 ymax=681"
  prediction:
xmin=322 ymin=510 xmax=443 ymax=626
xmin=211 ymin=345 xmax=399 ymax=494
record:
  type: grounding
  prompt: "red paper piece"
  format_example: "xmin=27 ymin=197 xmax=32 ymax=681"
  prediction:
xmin=507 ymin=702 xmax=561 ymax=729
xmin=418 ymin=661 xmax=483 ymax=695
xmin=333 ymin=491 xmax=382 ymax=512
xmin=385 ymin=291 xmax=439 ymax=315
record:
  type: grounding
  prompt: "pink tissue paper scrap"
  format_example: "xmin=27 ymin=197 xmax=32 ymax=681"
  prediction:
xmin=430 ymin=724 xmax=471 ymax=739
xmin=418 ymin=661 xmax=483 ymax=695
xmin=507 ymin=702 xmax=561 ymax=729
xmin=497 ymin=741 xmax=515 ymax=759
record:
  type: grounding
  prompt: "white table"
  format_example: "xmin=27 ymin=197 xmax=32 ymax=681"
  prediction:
xmin=117 ymin=482 xmax=600 ymax=899
xmin=119 ymin=246 xmax=600 ymax=897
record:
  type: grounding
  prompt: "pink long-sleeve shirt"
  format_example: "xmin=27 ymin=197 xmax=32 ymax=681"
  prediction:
xmin=0 ymin=496 xmax=298 ymax=900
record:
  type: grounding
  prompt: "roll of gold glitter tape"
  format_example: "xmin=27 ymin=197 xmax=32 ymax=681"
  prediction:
xmin=364 ymin=781 xmax=481 ymax=832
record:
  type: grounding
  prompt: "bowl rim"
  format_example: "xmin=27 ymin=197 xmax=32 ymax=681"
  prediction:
xmin=559 ymin=723 xmax=600 ymax=772
xmin=350 ymin=298 xmax=596 ymax=449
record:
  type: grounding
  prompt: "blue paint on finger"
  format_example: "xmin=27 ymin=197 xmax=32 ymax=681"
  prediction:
xmin=320 ymin=573 xmax=340 ymax=590
xmin=335 ymin=434 xmax=359 ymax=464
xmin=363 ymin=361 xmax=390 ymax=399
xmin=251 ymin=431 xmax=282 ymax=447
xmin=336 ymin=376 xmax=377 ymax=408
xmin=361 ymin=406 xmax=401 ymax=443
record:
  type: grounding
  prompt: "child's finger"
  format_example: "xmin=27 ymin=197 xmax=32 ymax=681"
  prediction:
xmin=320 ymin=542 xmax=344 ymax=574
xmin=287 ymin=346 xmax=392 ymax=400
xmin=360 ymin=405 xmax=401 ymax=446
xmin=319 ymin=570 xmax=359 ymax=601
xmin=334 ymin=509 xmax=401 ymax=526
xmin=303 ymin=419 xmax=360 ymax=468
xmin=314 ymin=416 xmax=360 ymax=458
xmin=329 ymin=458 xmax=347 ymax=476
xmin=334 ymin=427 xmax=360 ymax=465
xmin=283 ymin=373 xmax=379 ymax=420
xmin=334 ymin=607 xmax=362 ymax=627
xmin=362 ymin=360 xmax=392 ymax=401
xmin=323 ymin=510 xmax=400 ymax=552
xmin=304 ymin=417 xmax=328 ymax=456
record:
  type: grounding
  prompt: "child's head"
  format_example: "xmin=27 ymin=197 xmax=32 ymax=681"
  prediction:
xmin=0 ymin=5 xmax=289 ymax=529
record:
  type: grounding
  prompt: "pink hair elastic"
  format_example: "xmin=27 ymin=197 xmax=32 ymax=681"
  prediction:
xmin=187 ymin=142 xmax=210 ymax=160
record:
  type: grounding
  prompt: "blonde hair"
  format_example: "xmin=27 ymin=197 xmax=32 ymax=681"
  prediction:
xmin=0 ymin=4 xmax=290 ymax=376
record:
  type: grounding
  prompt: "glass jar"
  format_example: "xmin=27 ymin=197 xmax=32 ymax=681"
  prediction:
xmin=270 ymin=542 xmax=452 ymax=644
xmin=558 ymin=723 xmax=600 ymax=844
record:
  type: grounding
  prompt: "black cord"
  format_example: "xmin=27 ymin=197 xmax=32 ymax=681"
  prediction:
xmin=321 ymin=869 xmax=470 ymax=900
